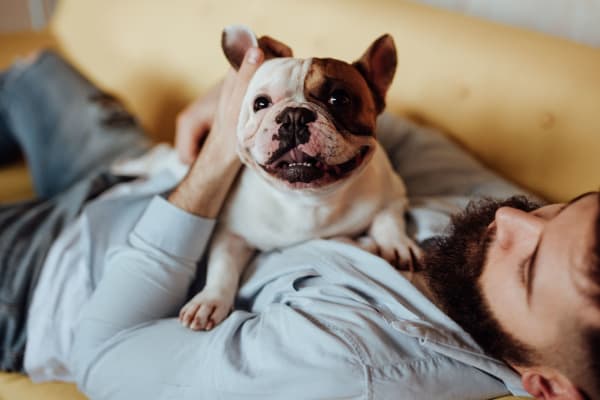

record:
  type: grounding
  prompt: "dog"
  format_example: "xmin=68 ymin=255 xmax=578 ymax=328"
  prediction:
xmin=179 ymin=25 xmax=420 ymax=331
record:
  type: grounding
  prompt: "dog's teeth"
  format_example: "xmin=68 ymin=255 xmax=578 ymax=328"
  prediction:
xmin=287 ymin=162 xmax=313 ymax=168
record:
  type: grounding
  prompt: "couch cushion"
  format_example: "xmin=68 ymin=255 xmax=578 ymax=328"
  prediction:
xmin=0 ymin=161 xmax=32 ymax=203
xmin=0 ymin=372 xmax=86 ymax=399
xmin=49 ymin=0 xmax=600 ymax=202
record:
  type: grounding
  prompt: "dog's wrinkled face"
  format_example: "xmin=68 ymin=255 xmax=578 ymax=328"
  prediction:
xmin=223 ymin=25 xmax=397 ymax=192
xmin=237 ymin=57 xmax=377 ymax=190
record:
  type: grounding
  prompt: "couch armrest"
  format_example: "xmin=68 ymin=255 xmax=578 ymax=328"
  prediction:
xmin=0 ymin=30 xmax=57 ymax=68
xmin=0 ymin=372 xmax=86 ymax=400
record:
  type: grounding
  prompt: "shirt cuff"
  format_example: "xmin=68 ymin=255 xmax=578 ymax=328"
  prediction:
xmin=133 ymin=195 xmax=216 ymax=261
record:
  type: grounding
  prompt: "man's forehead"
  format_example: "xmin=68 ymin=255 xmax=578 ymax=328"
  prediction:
xmin=560 ymin=192 xmax=598 ymax=261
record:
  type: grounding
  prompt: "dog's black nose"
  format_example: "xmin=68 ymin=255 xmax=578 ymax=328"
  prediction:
xmin=275 ymin=107 xmax=317 ymax=145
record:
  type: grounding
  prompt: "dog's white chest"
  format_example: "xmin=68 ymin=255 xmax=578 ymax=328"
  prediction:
xmin=221 ymin=145 xmax=406 ymax=251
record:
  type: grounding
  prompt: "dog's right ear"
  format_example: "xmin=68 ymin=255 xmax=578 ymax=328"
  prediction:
xmin=222 ymin=25 xmax=292 ymax=70
xmin=352 ymin=34 xmax=397 ymax=114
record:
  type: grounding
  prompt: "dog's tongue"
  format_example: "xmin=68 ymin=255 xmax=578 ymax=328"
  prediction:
xmin=290 ymin=148 xmax=305 ymax=162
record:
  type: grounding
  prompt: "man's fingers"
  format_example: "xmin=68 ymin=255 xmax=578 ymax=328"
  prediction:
xmin=175 ymin=93 xmax=217 ymax=164
xmin=231 ymin=47 xmax=264 ymax=99
xmin=175 ymin=114 xmax=205 ymax=164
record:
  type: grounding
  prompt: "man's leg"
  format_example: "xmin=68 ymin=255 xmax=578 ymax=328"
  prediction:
xmin=0 ymin=51 xmax=151 ymax=372
xmin=0 ymin=173 xmax=137 ymax=372
xmin=0 ymin=71 xmax=20 ymax=165
xmin=0 ymin=50 xmax=150 ymax=198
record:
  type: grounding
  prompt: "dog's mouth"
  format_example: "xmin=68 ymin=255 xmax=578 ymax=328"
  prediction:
xmin=261 ymin=145 xmax=370 ymax=185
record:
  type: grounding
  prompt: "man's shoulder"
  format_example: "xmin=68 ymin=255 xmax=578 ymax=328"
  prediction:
xmin=249 ymin=299 xmax=509 ymax=399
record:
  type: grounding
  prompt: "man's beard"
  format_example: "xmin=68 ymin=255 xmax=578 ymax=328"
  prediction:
xmin=422 ymin=195 xmax=542 ymax=366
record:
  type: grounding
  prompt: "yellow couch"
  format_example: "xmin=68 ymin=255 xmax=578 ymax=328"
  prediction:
xmin=1 ymin=0 xmax=599 ymax=398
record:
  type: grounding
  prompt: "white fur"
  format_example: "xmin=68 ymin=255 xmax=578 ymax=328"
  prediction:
xmin=180 ymin=54 xmax=418 ymax=331
xmin=224 ymin=142 xmax=406 ymax=250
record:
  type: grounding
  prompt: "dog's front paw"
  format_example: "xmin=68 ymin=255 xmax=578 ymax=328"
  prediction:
xmin=365 ymin=203 xmax=423 ymax=271
xmin=179 ymin=287 xmax=235 ymax=331
xmin=358 ymin=234 xmax=422 ymax=271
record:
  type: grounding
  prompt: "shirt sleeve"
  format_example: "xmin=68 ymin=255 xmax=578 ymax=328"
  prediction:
xmin=70 ymin=195 xmax=215 ymax=387
xmin=69 ymin=196 xmax=365 ymax=400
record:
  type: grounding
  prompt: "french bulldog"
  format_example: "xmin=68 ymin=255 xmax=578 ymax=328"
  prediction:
xmin=179 ymin=25 xmax=420 ymax=331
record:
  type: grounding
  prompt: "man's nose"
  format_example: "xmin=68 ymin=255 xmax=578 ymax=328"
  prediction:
xmin=275 ymin=107 xmax=317 ymax=145
xmin=494 ymin=207 xmax=544 ymax=250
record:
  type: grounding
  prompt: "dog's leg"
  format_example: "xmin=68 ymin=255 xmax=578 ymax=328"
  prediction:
xmin=179 ymin=226 xmax=254 ymax=330
xmin=363 ymin=199 xmax=422 ymax=270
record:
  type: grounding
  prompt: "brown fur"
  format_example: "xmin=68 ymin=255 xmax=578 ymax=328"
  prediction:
xmin=304 ymin=58 xmax=377 ymax=136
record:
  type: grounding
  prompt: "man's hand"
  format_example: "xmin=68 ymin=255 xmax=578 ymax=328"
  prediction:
xmin=169 ymin=47 xmax=264 ymax=218
xmin=175 ymin=80 xmax=222 ymax=165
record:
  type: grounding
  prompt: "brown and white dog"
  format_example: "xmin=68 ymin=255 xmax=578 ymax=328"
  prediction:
xmin=179 ymin=25 xmax=420 ymax=330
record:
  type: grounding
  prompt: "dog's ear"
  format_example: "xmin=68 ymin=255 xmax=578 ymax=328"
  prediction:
xmin=258 ymin=35 xmax=293 ymax=60
xmin=222 ymin=25 xmax=259 ymax=70
xmin=222 ymin=25 xmax=293 ymax=70
xmin=352 ymin=34 xmax=397 ymax=113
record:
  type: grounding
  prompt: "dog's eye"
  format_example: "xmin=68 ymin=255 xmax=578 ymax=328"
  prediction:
xmin=328 ymin=90 xmax=351 ymax=107
xmin=253 ymin=96 xmax=272 ymax=112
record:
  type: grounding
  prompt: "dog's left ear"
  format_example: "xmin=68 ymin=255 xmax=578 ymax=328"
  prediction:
xmin=222 ymin=25 xmax=293 ymax=70
xmin=352 ymin=34 xmax=397 ymax=113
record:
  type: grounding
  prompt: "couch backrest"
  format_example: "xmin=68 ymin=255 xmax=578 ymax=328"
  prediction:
xmin=50 ymin=0 xmax=600 ymax=202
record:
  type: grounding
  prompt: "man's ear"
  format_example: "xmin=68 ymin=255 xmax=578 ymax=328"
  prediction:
xmin=520 ymin=367 xmax=583 ymax=400
xmin=222 ymin=25 xmax=292 ymax=70
xmin=352 ymin=34 xmax=397 ymax=114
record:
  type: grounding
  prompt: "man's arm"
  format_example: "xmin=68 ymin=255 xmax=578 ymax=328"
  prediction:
xmin=69 ymin=47 xmax=267 ymax=393
xmin=174 ymin=78 xmax=223 ymax=165
xmin=169 ymin=47 xmax=263 ymax=218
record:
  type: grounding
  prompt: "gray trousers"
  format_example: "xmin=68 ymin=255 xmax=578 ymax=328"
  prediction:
xmin=0 ymin=51 xmax=150 ymax=372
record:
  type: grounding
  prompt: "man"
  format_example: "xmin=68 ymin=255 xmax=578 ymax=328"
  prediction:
xmin=0 ymin=48 xmax=598 ymax=399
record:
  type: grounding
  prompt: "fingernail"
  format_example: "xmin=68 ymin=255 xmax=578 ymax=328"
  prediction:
xmin=247 ymin=47 xmax=261 ymax=64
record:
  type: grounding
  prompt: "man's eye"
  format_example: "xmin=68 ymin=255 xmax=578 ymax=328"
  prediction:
xmin=253 ymin=96 xmax=272 ymax=112
xmin=328 ymin=89 xmax=351 ymax=107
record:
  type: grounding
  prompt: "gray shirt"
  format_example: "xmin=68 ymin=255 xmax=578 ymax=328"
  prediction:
xmin=67 ymin=114 xmax=532 ymax=399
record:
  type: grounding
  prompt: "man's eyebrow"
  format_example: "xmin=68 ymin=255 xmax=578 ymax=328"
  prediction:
xmin=526 ymin=237 xmax=541 ymax=305
xmin=526 ymin=191 xmax=598 ymax=304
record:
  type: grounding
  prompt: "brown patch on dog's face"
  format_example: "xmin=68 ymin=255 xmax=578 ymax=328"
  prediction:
xmin=304 ymin=58 xmax=377 ymax=137
xmin=238 ymin=57 xmax=379 ymax=191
